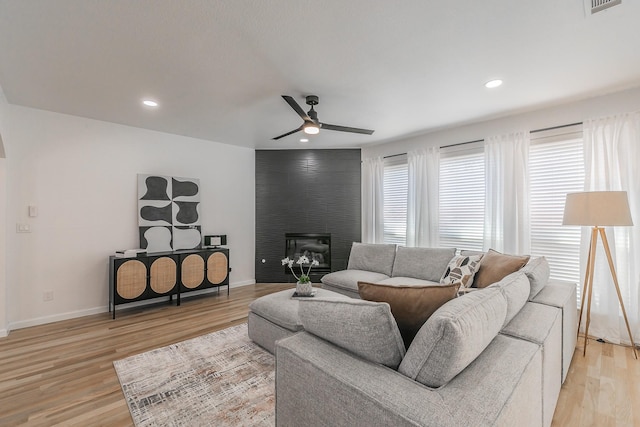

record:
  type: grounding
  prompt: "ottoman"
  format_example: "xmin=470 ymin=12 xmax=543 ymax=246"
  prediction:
xmin=248 ymin=287 xmax=350 ymax=354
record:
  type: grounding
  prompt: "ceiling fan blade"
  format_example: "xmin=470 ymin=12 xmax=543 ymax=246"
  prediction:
xmin=282 ymin=95 xmax=311 ymax=121
xmin=320 ymin=123 xmax=375 ymax=135
xmin=272 ymin=125 xmax=303 ymax=140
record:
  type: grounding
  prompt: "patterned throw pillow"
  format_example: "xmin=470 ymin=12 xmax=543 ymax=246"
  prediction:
xmin=440 ymin=254 xmax=484 ymax=288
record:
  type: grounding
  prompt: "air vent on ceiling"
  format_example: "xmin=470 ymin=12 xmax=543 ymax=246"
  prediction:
xmin=589 ymin=0 xmax=621 ymax=14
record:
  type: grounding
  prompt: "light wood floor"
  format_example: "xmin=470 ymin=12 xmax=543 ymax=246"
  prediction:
xmin=0 ymin=284 xmax=638 ymax=427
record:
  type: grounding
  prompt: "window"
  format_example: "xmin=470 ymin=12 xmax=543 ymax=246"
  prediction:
xmin=383 ymin=156 xmax=408 ymax=245
xmin=376 ymin=125 xmax=585 ymax=292
xmin=439 ymin=144 xmax=485 ymax=251
xmin=529 ymin=126 xmax=584 ymax=285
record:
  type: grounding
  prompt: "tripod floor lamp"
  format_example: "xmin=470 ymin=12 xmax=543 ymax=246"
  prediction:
xmin=563 ymin=191 xmax=637 ymax=359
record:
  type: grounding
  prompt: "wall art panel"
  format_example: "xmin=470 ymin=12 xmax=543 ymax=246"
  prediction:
xmin=138 ymin=174 xmax=201 ymax=251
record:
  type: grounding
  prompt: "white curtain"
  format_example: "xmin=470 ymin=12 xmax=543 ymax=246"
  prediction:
xmin=483 ymin=131 xmax=530 ymax=254
xmin=406 ymin=147 xmax=439 ymax=247
xmin=582 ymin=112 xmax=640 ymax=344
xmin=361 ymin=157 xmax=385 ymax=243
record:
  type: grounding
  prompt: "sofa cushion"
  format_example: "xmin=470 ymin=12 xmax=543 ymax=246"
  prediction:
xmin=487 ymin=271 xmax=530 ymax=327
xmin=521 ymin=256 xmax=551 ymax=300
xmin=398 ymin=287 xmax=507 ymax=388
xmin=391 ymin=246 xmax=456 ymax=282
xmin=357 ymin=281 xmax=459 ymax=348
xmin=531 ymin=280 xmax=578 ymax=384
xmin=376 ymin=277 xmax=440 ymax=286
xmin=440 ymin=254 xmax=484 ymax=288
xmin=473 ymin=249 xmax=530 ymax=288
xmin=321 ymin=269 xmax=390 ymax=293
xmin=460 ymin=249 xmax=485 ymax=256
xmin=298 ymin=298 xmax=406 ymax=369
xmin=347 ymin=243 xmax=397 ymax=276
xmin=248 ymin=290 xmax=306 ymax=332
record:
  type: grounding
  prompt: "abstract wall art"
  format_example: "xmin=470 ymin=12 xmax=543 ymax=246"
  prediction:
xmin=138 ymin=174 xmax=201 ymax=252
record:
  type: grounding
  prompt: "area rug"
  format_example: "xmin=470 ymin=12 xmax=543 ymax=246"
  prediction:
xmin=113 ymin=323 xmax=275 ymax=426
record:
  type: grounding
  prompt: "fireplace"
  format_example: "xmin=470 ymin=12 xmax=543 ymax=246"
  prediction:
xmin=284 ymin=233 xmax=331 ymax=275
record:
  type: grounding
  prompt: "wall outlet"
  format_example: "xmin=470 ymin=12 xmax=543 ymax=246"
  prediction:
xmin=16 ymin=223 xmax=31 ymax=233
xmin=43 ymin=291 xmax=54 ymax=302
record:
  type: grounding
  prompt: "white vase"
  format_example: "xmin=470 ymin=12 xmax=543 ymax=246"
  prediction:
xmin=296 ymin=281 xmax=313 ymax=296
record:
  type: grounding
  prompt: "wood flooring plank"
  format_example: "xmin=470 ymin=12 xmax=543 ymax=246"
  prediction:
xmin=550 ymin=337 xmax=639 ymax=427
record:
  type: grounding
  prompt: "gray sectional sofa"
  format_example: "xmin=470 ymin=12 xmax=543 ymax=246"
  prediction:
xmin=272 ymin=243 xmax=577 ymax=427
xmin=321 ymin=243 xmax=455 ymax=297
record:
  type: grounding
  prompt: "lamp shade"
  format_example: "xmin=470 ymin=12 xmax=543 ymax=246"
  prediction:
xmin=563 ymin=191 xmax=633 ymax=226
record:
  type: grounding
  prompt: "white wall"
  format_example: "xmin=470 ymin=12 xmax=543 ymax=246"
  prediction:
xmin=0 ymin=153 xmax=6 ymax=337
xmin=0 ymin=88 xmax=8 ymax=336
xmin=2 ymin=105 xmax=255 ymax=330
xmin=362 ymin=87 xmax=640 ymax=158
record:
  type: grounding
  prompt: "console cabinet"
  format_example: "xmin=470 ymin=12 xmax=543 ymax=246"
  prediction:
xmin=109 ymin=248 xmax=230 ymax=318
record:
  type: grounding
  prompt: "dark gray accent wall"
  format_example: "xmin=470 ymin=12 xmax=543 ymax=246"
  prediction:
xmin=255 ymin=149 xmax=361 ymax=283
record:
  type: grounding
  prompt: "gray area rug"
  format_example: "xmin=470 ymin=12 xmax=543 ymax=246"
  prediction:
xmin=113 ymin=323 xmax=274 ymax=426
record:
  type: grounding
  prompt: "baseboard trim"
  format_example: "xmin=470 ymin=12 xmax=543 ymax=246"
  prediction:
xmin=7 ymin=280 xmax=258 ymax=332
xmin=230 ymin=279 xmax=256 ymax=288
xmin=9 ymin=306 xmax=106 ymax=331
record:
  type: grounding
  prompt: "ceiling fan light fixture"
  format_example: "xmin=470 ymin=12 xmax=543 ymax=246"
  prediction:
xmin=272 ymin=95 xmax=374 ymax=140
xmin=303 ymin=122 xmax=320 ymax=135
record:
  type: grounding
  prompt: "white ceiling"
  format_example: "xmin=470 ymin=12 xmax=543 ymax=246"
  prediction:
xmin=1 ymin=0 xmax=639 ymax=150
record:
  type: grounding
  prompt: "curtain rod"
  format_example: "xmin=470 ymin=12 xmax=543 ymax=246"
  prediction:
xmin=381 ymin=121 xmax=584 ymax=159
xmin=530 ymin=121 xmax=582 ymax=134
xmin=440 ymin=138 xmax=484 ymax=149
xmin=383 ymin=153 xmax=407 ymax=159
xmin=383 ymin=138 xmax=483 ymax=158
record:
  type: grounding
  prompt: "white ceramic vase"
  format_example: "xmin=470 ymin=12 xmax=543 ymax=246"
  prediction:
xmin=296 ymin=281 xmax=313 ymax=296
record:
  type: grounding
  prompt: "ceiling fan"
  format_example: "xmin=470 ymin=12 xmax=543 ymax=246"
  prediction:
xmin=273 ymin=95 xmax=375 ymax=140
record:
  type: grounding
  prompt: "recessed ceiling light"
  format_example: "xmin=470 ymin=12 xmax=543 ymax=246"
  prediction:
xmin=142 ymin=99 xmax=159 ymax=107
xmin=485 ymin=79 xmax=503 ymax=89
xmin=300 ymin=138 xmax=309 ymax=143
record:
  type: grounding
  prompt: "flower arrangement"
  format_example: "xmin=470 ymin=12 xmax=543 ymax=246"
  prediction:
xmin=281 ymin=255 xmax=319 ymax=284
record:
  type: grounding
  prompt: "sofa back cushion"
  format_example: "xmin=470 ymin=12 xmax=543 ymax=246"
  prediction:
xmin=487 ymin=271 xmax=530 ymax=327
xmin=521 ymin=256 xmax=550 ymax=300
xmin=472 ymin=249 xmax=530 ymax=288
xmin=347 ymin=243 xmax=397 ymax=276
xmin=398 ymin=288 xmax=507 ymax=388
xmin=391 ymin=246 xmax=456 ymax=281
xmin=299 ymin=298 xmax=406 ymax=369
xmin=357 ymin=281 xmax=459 ymax=348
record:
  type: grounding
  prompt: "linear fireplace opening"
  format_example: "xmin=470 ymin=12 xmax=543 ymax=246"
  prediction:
xmin=284 ymin=233 xmax=331 ymax=275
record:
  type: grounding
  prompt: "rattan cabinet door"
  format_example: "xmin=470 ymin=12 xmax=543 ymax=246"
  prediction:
xmin=114 ymin=259 xmax=147 ymax=302
xmin=149 ymin=256 xmax=177 ymax=295
xmin=207 ymin=251 xmax=229 ymax=284
xmin=181 ymin=253 xmax=205 ymax=289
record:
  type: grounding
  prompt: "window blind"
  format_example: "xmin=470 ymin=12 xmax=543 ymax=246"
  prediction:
xmin=383 ymin=156 xmax=408 ymax=245
xmin=439 ymin=147 xmax=485 ymax=251
xmin=529 ymin=133 xmax=584 ymax=286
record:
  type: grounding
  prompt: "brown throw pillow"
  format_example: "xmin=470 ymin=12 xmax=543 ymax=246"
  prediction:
xmin=357 ymin=281 xmax=458 ymax=348
xmin=472 ymin=249 xmax=530 ymax=288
